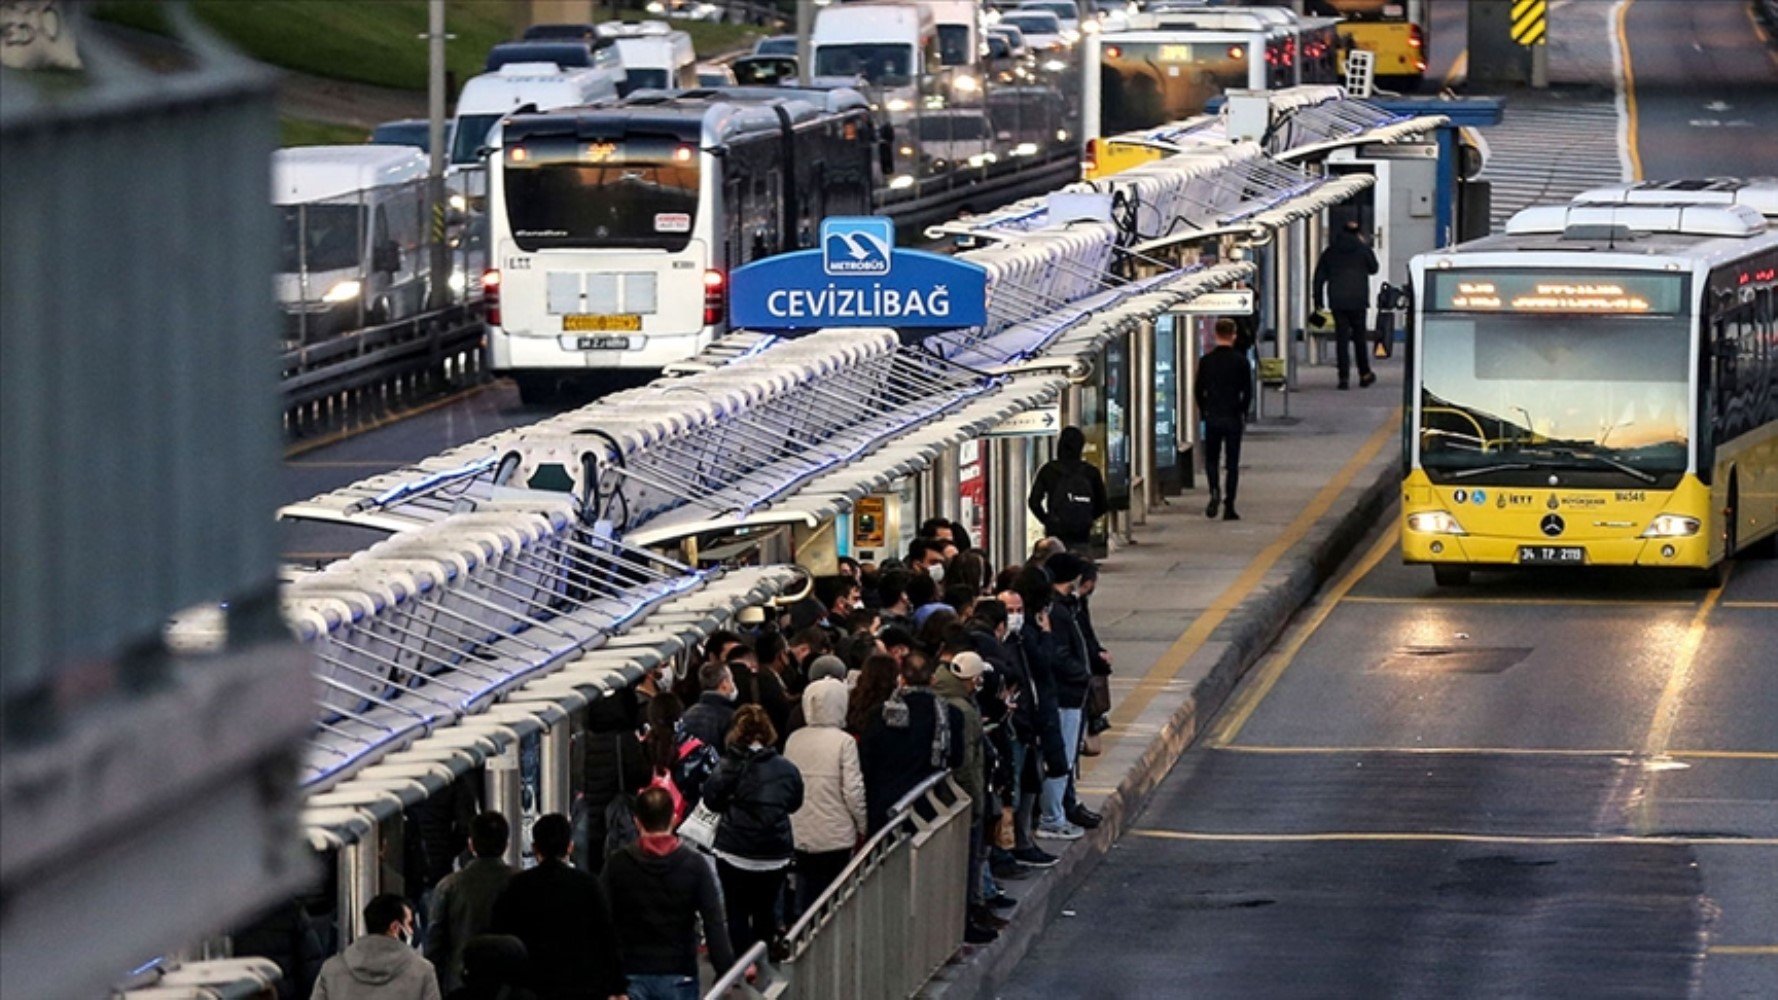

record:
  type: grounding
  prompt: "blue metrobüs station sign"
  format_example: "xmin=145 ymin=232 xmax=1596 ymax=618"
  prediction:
xmin=729 ymin=217 xmax=988 ymax=330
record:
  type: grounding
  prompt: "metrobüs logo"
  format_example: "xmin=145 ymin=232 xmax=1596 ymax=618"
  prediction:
xmin=822 ymin=217 xmax=893 ymax=276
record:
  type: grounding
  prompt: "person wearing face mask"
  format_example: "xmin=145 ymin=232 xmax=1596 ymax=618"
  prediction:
xmin=1037 ymin=553 xmax=1098 ymax=836
xmin=313 ymin=893 xmax=442 ymax=1000
xmin=701 ymin=706 xmax=805 ymax=961
xmin=907 ymin=538 xmax=949 ymax=581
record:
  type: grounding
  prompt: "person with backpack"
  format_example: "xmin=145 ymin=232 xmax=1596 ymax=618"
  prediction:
xmin=641 ymin=694 xmax=720 ymax=822
xmin=1027 ymin=426 xmax=1109 ymax=549
xmin=700 ymin=705 xmax=805 ymax=961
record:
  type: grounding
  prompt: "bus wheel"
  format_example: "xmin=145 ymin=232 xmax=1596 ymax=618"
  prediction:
xmin=1432 ymin=565 xmax=1471 ymax=587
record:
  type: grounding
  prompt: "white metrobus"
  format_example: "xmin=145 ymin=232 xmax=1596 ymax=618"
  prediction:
xmin=1404 ymin=180 xmax=1778 ymax=586
xmin=483 ymin=89 xmax=883 ymax=399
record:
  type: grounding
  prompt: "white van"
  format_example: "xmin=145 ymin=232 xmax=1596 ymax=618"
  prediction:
xmin=598 ymin=21 xmax=697 ymax=92
xmin=451 ymin=62 xmax=622 ymax=167
xmin=812 ymin=2 xmax=944 ymax=114
xmin=273 ymin=146 xmax=430 ymax=340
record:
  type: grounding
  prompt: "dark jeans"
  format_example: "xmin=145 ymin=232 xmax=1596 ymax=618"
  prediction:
xmin=1332 ymin=306 xmax=1373 ymax=383
xmin=626 ymin=974 xmax=699 ymax=1000
xmin=794 ymin=848 xmax=852 ymax=915
xmin=1203 ymin=417 xmax=1245 ymax=507
xmin=717 ymin=860 xmax=787 ymax=960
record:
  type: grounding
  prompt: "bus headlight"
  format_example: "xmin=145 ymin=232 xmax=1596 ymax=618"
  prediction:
xmin=886 ymin=98 xmax=912 ymax=113
xmin=1640 ymin=515 xmax=1700 ymax=538
xmin=1407 ymin=511 xmax=1467 ymax=535
xmin=322 ymin=279 xmax=362 ymax=304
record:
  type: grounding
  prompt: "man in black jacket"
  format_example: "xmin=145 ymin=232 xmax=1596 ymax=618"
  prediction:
xmin=859 ymin=653 xmax=966 ymax=832
xmin=1027 ymin=426 xmax=1110 ymax=549
xmin=425 ymin=811 xmax=514 ymax=993
xmin=489 ymin=814 xmax=626 ymax=1000
xmin=1195 ymin=318 xmax=1254 ymax=522
xmin=1313 ymin=219 xmax=1381 ymax=390
xmin=602 ymin=787 xmax=736 ymax=996
xmin=680 ymin=662 xmax=737 ymax=751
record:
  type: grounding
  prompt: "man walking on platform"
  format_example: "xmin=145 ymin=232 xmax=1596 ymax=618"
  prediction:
xmin=1195 ymin=319 xmax=1253 ymax=522
xmin=1027 ymin=426 xmax=1109 ymax=550
xmin=425 ymin=812 xmax=514 ymax=993
xmin=1312 ymin=219 xmax=1380 ymax=389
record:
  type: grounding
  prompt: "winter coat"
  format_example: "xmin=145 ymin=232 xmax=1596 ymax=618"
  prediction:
xmin=782 ymin=678 xmax=868 ymax=852
xmin=1312 ymin=229 xmax=1380 ymax=311
xmin=1195 ymin=345 xmax=1253 ymax=424
xmin=489 ymin=861 xmax=626 ymax=1000
xmin=702 ymin=744 xmax=805 ymax=862
xmin=424 ymin=857 xmax=513 ymax=992
xmin=680 ymin=692 xmax=736 ymax=752
xmin=932 ymin=669 xmax=987 ymax=821
xmin=858 ymin=687 xmax=966 ymax=832
xmin=1013 ymin=619 xmax=1070 ymax=777
xmin=311 ymin=935 xmax=441 ymax=1000
xmin=1047 ymin=599 xmax=1094 ymax=710
xmin=601 ymin=838 xmax=736 ymax=977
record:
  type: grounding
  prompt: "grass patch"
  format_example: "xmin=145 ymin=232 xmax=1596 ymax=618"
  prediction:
xmin=93 ymin=1 xmax=520 ymax=91
xmin=281 ymin=117 xmax=370 ymax=146
xmin=94 ymin=2 xmax=769 ymax=88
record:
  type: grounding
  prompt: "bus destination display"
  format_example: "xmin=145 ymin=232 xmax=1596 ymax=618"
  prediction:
xmin=1429 ymin=270 xmax=1685 ymax=315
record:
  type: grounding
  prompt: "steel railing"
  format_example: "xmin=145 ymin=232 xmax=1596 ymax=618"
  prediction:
xmin=704 ymin=772 xmax=972 ymax=1000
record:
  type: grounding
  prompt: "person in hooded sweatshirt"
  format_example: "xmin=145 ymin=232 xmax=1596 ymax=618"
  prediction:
xmin=1313 ymin=218 xmax=1381 ymax=390
xmin=1027 ymin=426 xmax=1110 ymax=550
xmin=602 ymin=787 xmax=736 ymax=999
xmin=782 ymin=676 xmax=869 ymax=912
xmin=312 ymin=893 xmax=441 ymax=1000
xmin=701 ymin=705 xmax=805 ymax=960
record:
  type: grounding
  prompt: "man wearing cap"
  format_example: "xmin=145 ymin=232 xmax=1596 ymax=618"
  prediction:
xmin=936 ymin=646 xmax=1003 ymax=942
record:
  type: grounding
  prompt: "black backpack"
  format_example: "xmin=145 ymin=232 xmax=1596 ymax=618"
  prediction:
xmin=1045 ymin=462 xmax=1098 ymax=537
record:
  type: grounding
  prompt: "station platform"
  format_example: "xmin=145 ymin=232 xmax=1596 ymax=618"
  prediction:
xmin=922 ymin=355 xmax=1405 ymax=1000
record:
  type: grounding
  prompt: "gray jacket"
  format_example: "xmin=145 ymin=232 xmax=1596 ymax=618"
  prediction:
xmin=424 ymin=856 xmax=513 ymax=991
xmin=312 ymin=935 xmax=441 ymax=1000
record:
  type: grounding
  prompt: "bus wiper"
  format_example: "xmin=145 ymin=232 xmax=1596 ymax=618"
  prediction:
xmin=1527 ymin=446 xmax=1658 ymax=484
xmin=1447 ymin=463 xmax=1534 ymax=480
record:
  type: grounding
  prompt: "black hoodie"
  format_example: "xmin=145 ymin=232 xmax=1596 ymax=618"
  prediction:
xmin=1313 ymin=228 xmax=1380 ymax=311
xmin=1028 ymin=427 xmax=1109 ymax=542
xmin=602 ymin=839 xmax=737 ymax=976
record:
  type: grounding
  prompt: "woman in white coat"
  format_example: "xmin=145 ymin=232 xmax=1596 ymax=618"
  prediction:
xmin=782 ymin=676 xmax=869 ymax=913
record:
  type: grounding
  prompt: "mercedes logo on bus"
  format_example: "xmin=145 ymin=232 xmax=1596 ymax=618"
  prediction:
xmin=1540 ymin=514 xmax=1566 ymax=537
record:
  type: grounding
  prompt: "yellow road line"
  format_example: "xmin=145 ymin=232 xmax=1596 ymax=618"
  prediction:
xmin=1616 ymin=0 xmax=1644 ymax=180
xmin=1710 ymin=944 xmax=1778 ymax=956
xmin=1636 ymin=565 xmax=1729 ymax=834
xmin=1096 ymin=409 xmax=1402 ymax=745
xmin=1747 ymin=1 xmax=1778 ymax=70
xmin=1342 ymin=595 xmax=1698 ymax=608
xmin=1442 ymin=49 xmax=1468 ymax=90
xmin=1129 ymin=828 xmax=1778 ymax=847
xmin=1217 ymin=744 xmax=1778 ymax=761
xmin=284 ymin=381 xmax=496 ymax=459
xmin=1204 ymin=523 xmax=1400 ymax=748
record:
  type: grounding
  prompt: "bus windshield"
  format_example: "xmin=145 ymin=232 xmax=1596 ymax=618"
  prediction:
xmin=452 ymin=113 xmax=504 ymax=165
xmin=814 ymin=43 xmax=914 ymax=87
xmin=279 ymin=204 xmax=363 ymax=273
xmin=1417 ymin=313 xmax=1693 ymax=486
xmin=1097 ymin=40 xmax=1250 ymax=135
xmin=622 ymin=67 xmax=670 ymax=91
xmin=502 ymin=134 xmax=698 ymax=252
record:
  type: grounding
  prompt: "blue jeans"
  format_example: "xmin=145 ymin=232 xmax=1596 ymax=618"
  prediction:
xmin=628 ymin=973 xmax=700 ymax=1000
xmin=1040 ymin=707 xmax=1082 ymax=826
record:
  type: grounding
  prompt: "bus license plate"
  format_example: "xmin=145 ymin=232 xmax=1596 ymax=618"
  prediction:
xmin=1517 ymin=545 xmax=1585 ymax=566
xmin=575 ymin=335 xmax=632 ymax=351
xmin=563 ymin=313 xmax=641 ymax=333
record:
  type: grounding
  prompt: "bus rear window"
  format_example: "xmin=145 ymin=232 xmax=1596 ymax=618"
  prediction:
xmin=502 ymin=135 xmax=699 ymax=252
xmin=1098 ymin=41 xmax=1250 ymax=135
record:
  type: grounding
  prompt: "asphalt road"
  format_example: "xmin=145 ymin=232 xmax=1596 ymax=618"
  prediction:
xmin=998 ymin=519 xmax=1778 ymax=999
xmin=1623 ymin=0 xmax=1778 ymax=180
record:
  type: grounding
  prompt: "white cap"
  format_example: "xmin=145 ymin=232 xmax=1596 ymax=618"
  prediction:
xmin=949 ymin=651 xmax=992 ymax=679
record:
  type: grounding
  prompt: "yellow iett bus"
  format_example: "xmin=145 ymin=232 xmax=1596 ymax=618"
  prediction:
xmin=1311 ymin=0 xmax=1427 ymax=86
xmin=1403 ymin=180 xmax=1778 ymax=586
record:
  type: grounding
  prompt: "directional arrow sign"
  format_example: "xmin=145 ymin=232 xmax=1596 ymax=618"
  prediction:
xmin=986 ymin=407 xmax=1062 ymax=438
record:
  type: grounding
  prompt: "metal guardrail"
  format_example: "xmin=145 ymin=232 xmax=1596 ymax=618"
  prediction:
xmin=705 ymin=772 xmax=972 ymax=1000
xmin=281 ymin=303 xmax=486 ymax=436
